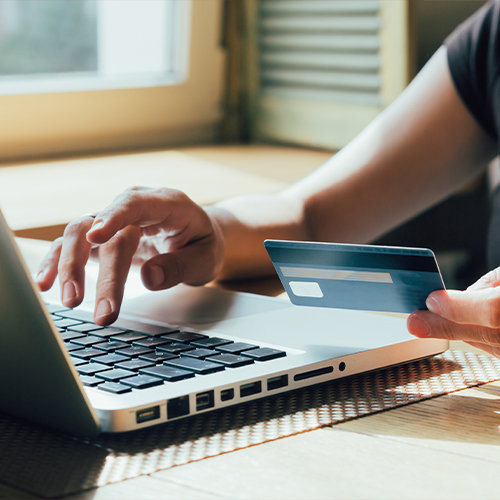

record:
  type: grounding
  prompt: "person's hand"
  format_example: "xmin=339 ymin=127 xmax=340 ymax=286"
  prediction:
xmin=35 ymin=187 xmax=225 ymax=325
xmin=407 ymin=267 xmax=500 ymax=358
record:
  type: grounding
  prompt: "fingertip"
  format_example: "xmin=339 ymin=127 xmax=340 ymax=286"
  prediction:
xmin=86 ymin=219 xmax=107 ymax=243
xmin=94 ymin=298 xmax=118 ymax=326
xmin=407 ymin=313 xmax=431 ymax=338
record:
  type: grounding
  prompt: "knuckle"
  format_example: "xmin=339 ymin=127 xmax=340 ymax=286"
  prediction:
xmin=63 ymin=218 xmax=89 ymax=238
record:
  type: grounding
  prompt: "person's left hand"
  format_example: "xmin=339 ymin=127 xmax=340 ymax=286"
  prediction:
xmin=407 ymin=267 xmax=500 ymax=358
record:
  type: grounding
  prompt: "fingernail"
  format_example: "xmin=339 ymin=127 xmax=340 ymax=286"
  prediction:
xmin=36 ymin=270 xmax=45 ymax=283
xmin=426 ymin=295 xmax=441 ymax=314
xmin=63 ymin=281 xmax=77 ymax=303
xmin=407 ymin=315 xmax=431 ymax=338
xmin=150 ymin=265 xmax=164 ymax=288
xmin=88 ymin=219 xmax=105 ymax=232
xmin=95 ymin=299 xmax=113 ymax=319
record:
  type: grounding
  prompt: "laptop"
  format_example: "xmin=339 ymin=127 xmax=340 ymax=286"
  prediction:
xmin=0 ymin=209 xmax=448 ymax=438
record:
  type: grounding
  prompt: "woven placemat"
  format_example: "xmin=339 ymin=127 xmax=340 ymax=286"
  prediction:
xmin=1 ymin=349 xmax=499 ymax=498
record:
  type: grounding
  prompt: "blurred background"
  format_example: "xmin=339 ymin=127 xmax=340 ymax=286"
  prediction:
xmin=0 ymin=0 xmax=490 ymax=289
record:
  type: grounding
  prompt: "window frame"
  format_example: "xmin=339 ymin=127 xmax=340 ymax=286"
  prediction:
xmin=0 ymin=0 xmax=225 ymax=162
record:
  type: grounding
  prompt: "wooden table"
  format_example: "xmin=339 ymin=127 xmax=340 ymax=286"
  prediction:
xmin=1 ymin=238 xmax=498 ymax=500
xmin=2 ymin=148 xmax=500 ymax=499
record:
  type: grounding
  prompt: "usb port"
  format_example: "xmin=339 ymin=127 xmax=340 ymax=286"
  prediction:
xmin=167 ymin=396 xmax=190 ymax=419
xmin=267 ymin=374 xmax=288 ymax=391
xmin=136 ymin=405 xmax=160 ymax=424
xmin=240 ymin=381 xmax=262 ymax=398
xmin=196 ymin=390 xmax=214 ymax=411
xmin=221 ymin=388 xmax=234 ymax=401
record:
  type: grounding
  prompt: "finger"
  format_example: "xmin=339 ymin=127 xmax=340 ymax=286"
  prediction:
xmin=93 ymin=226 xmax=141 ymax=325
xmin=141 ymin=235 xmax=221 ymax=290
xmin=57 ymin=217 xmax=95 ymax=308
xmin=425 ymin=287 xmax=500 ymax=328
xmin=407 ymin=310 xmax=500 ymax=346
xmin=36 ymin=237 xmax=63 ymax=291
xmin=86 ymin=187 xmax=204 ymax=247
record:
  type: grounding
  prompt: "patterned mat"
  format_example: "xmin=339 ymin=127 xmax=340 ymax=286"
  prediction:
xmin=0 ymin=349 xmax=499 ymax=498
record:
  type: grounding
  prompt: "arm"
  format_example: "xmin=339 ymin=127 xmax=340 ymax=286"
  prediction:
xmin=209 ymin=46 xmax=496 ymax=280
xmin=36 ymin=46 xmax=497 ymax=325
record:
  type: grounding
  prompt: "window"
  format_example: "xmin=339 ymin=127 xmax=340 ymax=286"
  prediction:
xmin=0 ymin=0 xmax=225 ymax=161
xmin=0 ymin=0 xmax=189 ymax=94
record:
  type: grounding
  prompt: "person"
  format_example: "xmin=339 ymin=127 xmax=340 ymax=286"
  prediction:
xmin=36 ymin=0 xmax=500 ymax=360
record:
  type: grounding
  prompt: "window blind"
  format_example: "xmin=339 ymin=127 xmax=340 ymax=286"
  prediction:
xmin=253 ymin=0 xmax=411 ymax=149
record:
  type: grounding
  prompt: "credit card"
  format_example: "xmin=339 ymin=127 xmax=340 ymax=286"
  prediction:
xmin=264 ymin=239 xmax=445 ymax=314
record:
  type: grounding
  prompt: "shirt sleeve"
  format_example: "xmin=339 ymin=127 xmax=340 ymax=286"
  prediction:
xmin=445 ymin=0 xmax=500 ymax=140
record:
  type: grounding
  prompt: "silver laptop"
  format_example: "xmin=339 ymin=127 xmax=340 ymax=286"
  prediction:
xmin=0 ymin=209 xmax=448 ymax=438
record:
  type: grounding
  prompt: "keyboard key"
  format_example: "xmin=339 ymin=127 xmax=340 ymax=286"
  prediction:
xmin=157 ymin=342 xmax=194 ymax=354
xmin=98 ymin=382 xmax=132 ymax=394
xmin=93 ymin=340 xmax=129 ymax=352
xmin=182 ymin=348 xmax=219 ymax=360
xmin=139 ymin=351 xmax=178 ymax=363
xmin=46 ymin=304 xmax=70 ymax=314
xmin=91 ymin=327 xmax=129 ymax=339
xmin=139 ymin=365 xmax=195 ymax=381
xmin=96 ymin=368 xmax=136 ymax=382
xmin=161 ymin=331 xmax=208 ymax=343
xmin=241 ymin=348 xmax=286 ymax=361
xmin=132 ymin=337 xmax=171 ymax=348
xmin=77 ymin=363 xmax=112 ymax=376
xmin=111 ymin=332 xmax=147 ymax=343
xmin=215 ymin=342 xmax=259 ymax=354
xmin=164 ymin=357 xmax=225 ymax=375
xmin=208 ymin=353 xmax=254 ymax=368
xmin=67 ymin=323 xmax=106 ymax=334
xmin=80 ymin=375 xmax=104 ymax=387
xmin=91 ymin=353 xmax=130 ymax=366
xmin=52 ymin=309 xmax=94 ymax=322
xmin=64 ymin=343 xmax=84 ymax=352
xmin=71 ymin=347 xmax=109 ymax=360
xmin=190 ymin=337 xmax=233 ymax=349
xmin=114 ymin=358 xmax=155 ymax=372
xmin=69 ymin=356 xmax=87 ymax=366
xmin=52 ymin=318 xmax=83 ymax=329
xmin=60 ymin=331 xmax=86 ymax=342
xmin=115 ymin=345 xmax=154 ymax=358
xmin=120 ymin=374 xmax=164 ymax=389
xmin=112 ymin=319 xmax=179 ymax=337
xmin=70 ymin=335 xmax=107 ymax=347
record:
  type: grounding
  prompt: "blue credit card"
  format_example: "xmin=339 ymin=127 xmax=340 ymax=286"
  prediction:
xmin=264 ymin=239 xmax=445 ymax=314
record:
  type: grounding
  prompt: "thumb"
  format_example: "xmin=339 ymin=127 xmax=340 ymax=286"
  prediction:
xmin=426 ymin=287 xmax=500 ymax=328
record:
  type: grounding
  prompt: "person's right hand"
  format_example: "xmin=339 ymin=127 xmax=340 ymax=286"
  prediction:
xmin=35 ymin=186 xmax=225 ymax=325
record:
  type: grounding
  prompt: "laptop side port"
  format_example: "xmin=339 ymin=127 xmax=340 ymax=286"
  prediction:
xmin=220 ymin=388 xmax=234 ymax=401
xmin=267 ymin=374 xmax=288 ymax=391
xmin=136 ymin=405 xmax=161 ymax=424
xmin=167 ymin=395 xmax=190 ymax=419
xmin=294 ymin=366 xmax=333 ymax=382
xmin=196 ymin=390 xmax=214 ymax=411
xmin=240 ymin=381 xmax=262 ymax=398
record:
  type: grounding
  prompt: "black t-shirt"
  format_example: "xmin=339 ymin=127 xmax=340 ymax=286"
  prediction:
xmin=445 ymin=1 xmax=500 ymax=269
xmin=445 ymin=0 xmax=500 ymax=142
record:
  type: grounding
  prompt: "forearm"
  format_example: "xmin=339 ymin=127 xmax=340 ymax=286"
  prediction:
xmin=288 ymin=46 xmax=497 ymax=244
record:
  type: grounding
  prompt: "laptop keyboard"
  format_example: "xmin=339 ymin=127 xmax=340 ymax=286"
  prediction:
xmin=46 ymin=304 xmax=287 ymax=395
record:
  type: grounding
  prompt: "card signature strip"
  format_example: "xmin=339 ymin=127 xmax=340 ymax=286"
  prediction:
xmin=280 ymin=266 xmax=393 ymax=284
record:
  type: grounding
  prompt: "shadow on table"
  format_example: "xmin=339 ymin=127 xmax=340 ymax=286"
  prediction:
xmin=0 ymin=352 xmax=487 ymax=498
